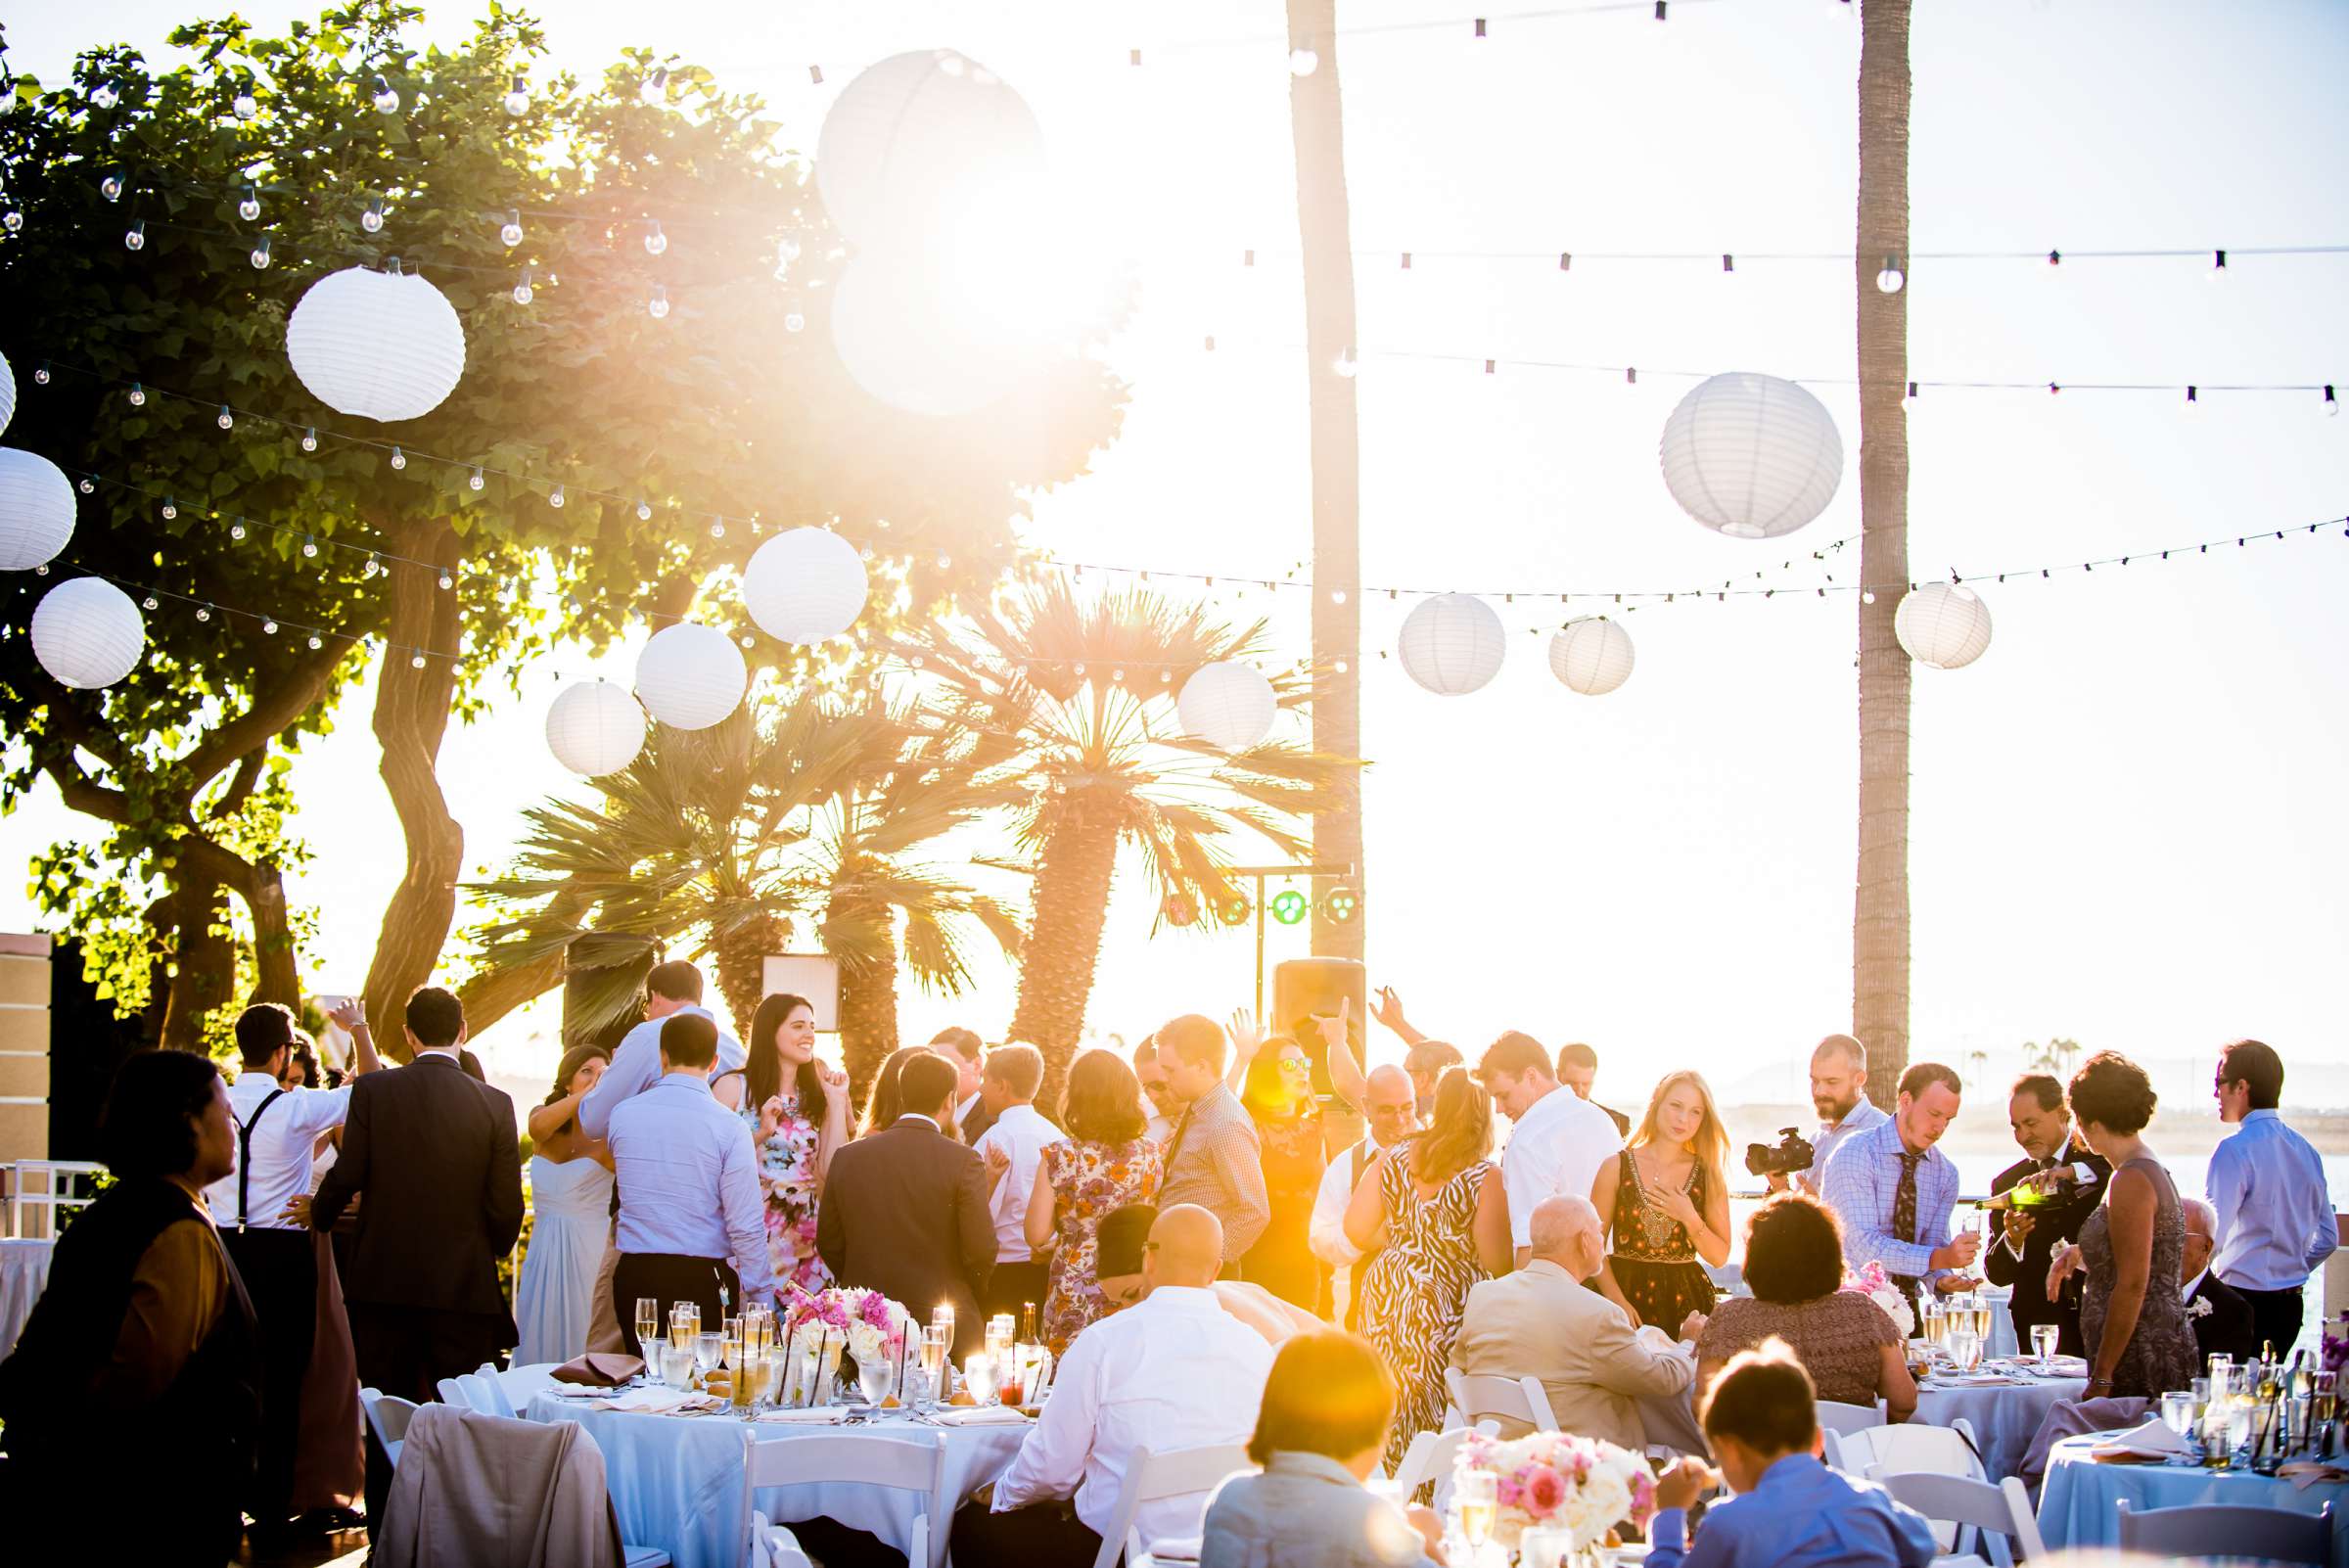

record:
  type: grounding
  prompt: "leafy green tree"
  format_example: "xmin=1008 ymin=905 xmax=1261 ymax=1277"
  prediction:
xmin=0 ymin=3 xmax=1125 ymax=1048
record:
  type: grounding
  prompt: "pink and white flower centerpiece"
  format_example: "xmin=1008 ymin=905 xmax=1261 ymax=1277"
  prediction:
xmin=1843 ymin=1260 xmax=1915 ymax=1338
xmin=1456 ymin=1429 xmax=1659 ymax=1555
xmin=782 ymin=1286 xmax=914 ymax=1400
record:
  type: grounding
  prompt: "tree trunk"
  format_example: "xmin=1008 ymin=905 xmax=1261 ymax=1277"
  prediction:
xmin=1854 ymin=0 xmax=1914 ymax=1110
xmin=1007 ymin=792 xmax=1122 ymax=1090
xmin=159 ymin=871 xmax=235 ymax=1052
xmin=836 ymin=940 xmax=902 ymax=1106
xmin=363 ymin=519 xmax=466 ymax=1059
xmin=1288 ymin=0 xmax=1365 ymax=964
xmin=712 ymin=909 xmax=787 ymax=1041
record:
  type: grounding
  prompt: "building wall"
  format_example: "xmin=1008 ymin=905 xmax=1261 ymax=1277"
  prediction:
xmin=0 ymin=934 xmax=52 ymax=1163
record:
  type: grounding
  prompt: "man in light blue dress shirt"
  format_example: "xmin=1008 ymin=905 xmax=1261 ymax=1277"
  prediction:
xmin=2210 ymin=1038 xmax=2338 ymax=1355
xmin=1777 ymin=1035 xmax=1890 ymax=1199
xmin=1820 ymin=1062 xmax=1980 ymax=1314
xmin=576 ymin=959 xmax=746 ymax=1142
xmin=605 ymin=1013 xmax=773 ymax=1357
xmin=1646 ymin=1343 xmax=1938 ymax=1568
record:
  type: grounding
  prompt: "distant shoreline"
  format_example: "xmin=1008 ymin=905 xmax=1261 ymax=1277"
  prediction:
xmin=1721 ymin=1102 xmax=2349 ymax=1160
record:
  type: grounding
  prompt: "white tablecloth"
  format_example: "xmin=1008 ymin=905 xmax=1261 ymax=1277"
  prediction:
xmin=0 ymin=1237 xmax=54 ymax=1358
xmin=527 ymin=1392 xmax=1028 ymax=1568
xmin=2038 ymin=1434 xmax=2349 ymax=1564
xmin=1636 ymin=1369 xmax=2083 ymax=1481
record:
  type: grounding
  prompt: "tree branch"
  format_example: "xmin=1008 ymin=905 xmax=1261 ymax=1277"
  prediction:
xmin=207 ymin=749 xmax=266 ymax=818
xmin=180 ymin=637 xmax=349 ymax=794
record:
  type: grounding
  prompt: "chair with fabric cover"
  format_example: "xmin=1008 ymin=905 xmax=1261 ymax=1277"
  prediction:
xmin=745 ymin=1433 xmax=945 ymax=1568
xmin=1873 ymin=1472 xmax=2044 ymax=1568
xmin=1442 ymin=1368 xmax=1562 ymax=1432
xmin=376 ymin=1403 xmax=669 ymax=1567
xmin=360 ymin=1388 xmax=420 ymax=1469
xmin=2114 ymin=1499 xmax=2332 ymax=1565
xmin=1091 ymin=1445 xmax=1255 ymax=1568
xmin=1389 ymin=1422 xmax=1500 ymax=1498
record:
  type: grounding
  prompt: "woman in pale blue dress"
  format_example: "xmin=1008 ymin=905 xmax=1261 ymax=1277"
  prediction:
xmin=515 ymin=1044 xmax=615 ymax=1366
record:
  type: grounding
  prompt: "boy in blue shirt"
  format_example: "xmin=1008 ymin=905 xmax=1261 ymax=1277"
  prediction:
xmin=1648 ymin=1340 xmax=1938 ymax=1568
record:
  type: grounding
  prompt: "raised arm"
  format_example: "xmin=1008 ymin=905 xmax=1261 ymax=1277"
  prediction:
xmin=1371 ymin=987 xmax=1428 ymax=1047
xmin=1314 ymin=1000 xmax=1367 ymax=1114
xmin=1225 ymin=1008 xmax=1266 ymax=1096
xmin=329 ymin=1000 xmax=384 ymax=1077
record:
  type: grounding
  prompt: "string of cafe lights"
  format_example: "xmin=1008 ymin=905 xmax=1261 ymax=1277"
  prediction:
xmin=21 ymin=557 xmax=460 ymax=668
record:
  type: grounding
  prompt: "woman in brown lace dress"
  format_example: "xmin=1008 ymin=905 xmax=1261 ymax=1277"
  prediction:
xmin=2049 ymin=1052 xmax=2199 ymax=1400
xmin=1590 ymin=1070 xmax=1730 ymax=1331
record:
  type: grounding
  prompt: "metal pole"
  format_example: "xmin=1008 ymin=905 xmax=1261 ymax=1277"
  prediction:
xmin=1253 ymin=870 xmax=1269 ymax=1019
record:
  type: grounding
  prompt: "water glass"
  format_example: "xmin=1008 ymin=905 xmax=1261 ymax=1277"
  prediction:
xmin=660 ymin=1343 xmax=695 ymax=1390
xmin=694 ymin=1330 xmax=725 ymax=1378
xmin=2208 ymin=1354 xmax=2234 ymax=1391
xmin=1947 ymin=1327 xmax=1981 ymax=1373
xmin=2161 ymin=1391 xmax=2197 ymax=1437
xmin=857 ymin=1353 xmax=896 ymax=1407
xmin=2032 ymin=1324 xmax=2061 ymax=1366
xmin=964 ymin=1352 xmax=999 ymax=1406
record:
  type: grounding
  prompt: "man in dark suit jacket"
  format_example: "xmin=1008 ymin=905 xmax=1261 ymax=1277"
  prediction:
xmin=2183 ymin=1195 xmax=2260 ymax=1364
xmin=312 ymin=985 xmax=524 ymax=1399
xmin=817 ymin=1047 xmax=995 ymax=1360
xmin=1983 ymin=1074 xmax=2111 ymax=1358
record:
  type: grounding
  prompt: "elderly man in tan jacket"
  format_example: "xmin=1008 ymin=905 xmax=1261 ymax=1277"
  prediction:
xmin=1450 ymin=1195 xmax=1695 ymax=1451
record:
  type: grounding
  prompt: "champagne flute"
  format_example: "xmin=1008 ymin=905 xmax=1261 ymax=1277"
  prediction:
xmin=1456 ymin=1469 xmax=1498 ymax=1551
xmin=635 ymin=1298 xmax=661 ymax=1364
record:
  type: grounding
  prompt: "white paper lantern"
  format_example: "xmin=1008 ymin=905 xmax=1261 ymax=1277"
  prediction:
xmin=1547 ymin=617 xmax=1635 ymax=695
xmin=1894 ymin=582 xmax=1994 ymax=669
xmin=742 ymin=528 xmax=870 ymax=644
xmin=30 ymin=576 xmax=144 ymax=688
xmin=816 ymin=50 xmax=1045 ymax=249
xmin=1659 ymin=372 xmax=1845 ymax=539
xmin=1398 ymin=593 xmax=1506 ymax=695
xmin=634 ymin=622 xmax=747 ymax=730
xmin=545 ymin=679 xmax=647 ymax=775
xmin=286 ymin=263 xmax=467 ymax=422
xmin=0 ymin=350 xmax=15 ymax=438
xmin=829 ymin=254 xmax=1023 ymax=418
xmin=1176 ymin=660 xmax=1277 ymax=752
xmin=0 ymin=448 xmax=75 ymax=570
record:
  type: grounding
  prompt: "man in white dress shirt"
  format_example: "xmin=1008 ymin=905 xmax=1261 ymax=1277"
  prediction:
xmin=574 ymin=959 xmax=745 ymax=1140
xmin=974 ymin=1043 xmax=1066 ymax=1318
xmin=956 ymin=1205 xmax=1274 ymax=1567
xmin=1308 ymin=1064 xmax=1418 ymax=1327
xmin=208 ymin=999 xmax=379 ymax=1538
xmin=1476 ymin=1032 xmax=1625 ymax=1271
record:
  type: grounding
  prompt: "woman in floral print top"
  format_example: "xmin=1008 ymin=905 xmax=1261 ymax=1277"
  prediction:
xmin=714 ymin=992 xmax=849 ymax=1297
xmin=1024 ymin=1047 xmax=1162 ymax=1354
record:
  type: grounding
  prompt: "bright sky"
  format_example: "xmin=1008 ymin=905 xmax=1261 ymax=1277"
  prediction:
xmin=6 ymin=0 xmax=2345 ymax=1111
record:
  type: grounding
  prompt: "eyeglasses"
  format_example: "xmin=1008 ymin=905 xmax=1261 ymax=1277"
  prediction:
xmin=1278 ymin=1057 xmax=1311 ymax=1073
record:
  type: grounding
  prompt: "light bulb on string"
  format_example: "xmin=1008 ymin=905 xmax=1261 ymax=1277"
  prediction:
xmin=124 ymin=220 xmax=146 ymax=251
xmin=143 ymin=596 xmax=158 ymax=610
xmin=390 ymin=445 xmax=406 ymax=469
xmin=1289 ymin=38 xmax=1319 ymax=75
xmin=1333 ymin=346 xmax=1359 ymax=378
xmin=548 ymin=484 xmax=565 ymax=509
xmin=2208 ymin=249 xmax=2228 ymax=282
xmin=78 ymin=476 xmax=95 ymax=494
xmin=371 ymin=75 xmax=400 ymax=115
xmin=709 ymin=519 xmax=725 ymax=538
xmin=499 ymin=208 xmax=523 ymax=247
xmin=301 ymin=534 xmax=318 ymax=556
xmin=469 ymin=467 xmax=484 ymax=490
xmin=300 ymin=426 xmax=318 ymax=452
xmin=233 ymin=90 xmax=257 ymax=119
xmin=644 ymin=219 xmax=668 ymax=255
xmin=161 ymin=496 xmax=177 ymax=520
xmin=92 ymin=82 xmax=119 ymax=109
xmin=635 ymin=499 xmax=652 ymax=521
xmin=262 ymin=619 xmax=277 ymax=635
xmin=503 ymin=73 xmax=530 ymax=115
xmin=229 ymin=522 xmax=246 ymax=539
xmin=238 ymin=184 xmax=261 ymax=222
xmin=307 ymin=634 xmax=323 ymax=650
xmin=249 ymin=234 xmax=271 ymax=269
xmin=640 ymin=68 xmax=668 ymax=105
xmin=2045 ymin=249 xmax=2062 ymax=277
xmin=410 ymin=654 xmax=426 ymax=669
xmin=512 ymin=265 xmax=533 ymax=305
xmin=127 ymin=383 xmax=146 ymax=406
xmin=648 ymin=283 xmax=669 ymax=318
xmin=784 ymin=302 xmax=806 ymax=334
xmin=3 ymin=209 xmax=21 ymax=232
xmin=100 ymin=172 xmax=124 ymax=203
xmin=216 ymin=404 xmax=234 ymax=431
xmin=1875 ymin=253 xmax=1905 ymax=293
xmin=2326 ymin=386 xmax=2339 ymax=418
xmin=196 ymin=608 xmax=210 ymax=623
xmin=361 ymin=197 xmax=385 ymax=233
xmin=437 ymin=572 xmax=453 ymax=590
xmin=33 ymin=362 xmax=49 ymax=385
xmin=363 ymin=555 xmax=379 ymax=577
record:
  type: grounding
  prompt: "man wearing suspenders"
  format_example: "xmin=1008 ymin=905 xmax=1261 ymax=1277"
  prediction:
xmin=1307 ymin=1065 xmax=1420 ymax=1328
xmin=204 ymin=1000 xmax=379 ymax=1542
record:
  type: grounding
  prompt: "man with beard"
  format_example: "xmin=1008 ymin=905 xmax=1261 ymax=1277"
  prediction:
xmin=1821 ymin=1063 xmax=1981 ymax=1319
xmin=1982 ymin=1074 xmax=2110 ymax=1357
xmin=1772 ymin=1035 xmax=1889 ymax=1202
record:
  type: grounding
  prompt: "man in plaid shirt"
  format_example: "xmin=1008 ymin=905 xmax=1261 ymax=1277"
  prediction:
xmin=1821 ymin=1062 xmax=1981 ymax=1314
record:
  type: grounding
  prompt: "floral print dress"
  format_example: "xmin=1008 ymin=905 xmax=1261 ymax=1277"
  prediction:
xmin=1040 ymin=1136 xmax=1163 ymax=1355
xmin=730 ymin=1086 xmax=833 ymax=1298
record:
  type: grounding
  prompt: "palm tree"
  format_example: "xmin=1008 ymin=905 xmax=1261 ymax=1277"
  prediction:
xmin=467 ymin=694 xmax=1021 ymax=1091
xmin=1854 ymin=0 xmax=1915 ymax=1110
xmin=889 ymin=581 xmax=1356 ymax=1086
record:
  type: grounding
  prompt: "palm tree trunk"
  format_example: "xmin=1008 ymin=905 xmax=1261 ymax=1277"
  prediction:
xmin=836 ymin=942 xmax=902 ymax=1104
xmin=1854 ymin=0 xmax=1914 ymax=1110
xmin=1287 ymin=0 xmax=1365 ymax=963
xmin=1008 ymin=792 xmax=1122 ymax=1092
xmin=712 ymin=910 xmax=787 ymax=1041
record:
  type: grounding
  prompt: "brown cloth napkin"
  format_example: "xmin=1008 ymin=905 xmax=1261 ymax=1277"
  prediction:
xmin=551 ymin=1352 xmax=644 ymax=1387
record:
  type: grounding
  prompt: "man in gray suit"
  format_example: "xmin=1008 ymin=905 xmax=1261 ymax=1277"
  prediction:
xmin=1450 ymin=1196 xmax=1693 ymax=1452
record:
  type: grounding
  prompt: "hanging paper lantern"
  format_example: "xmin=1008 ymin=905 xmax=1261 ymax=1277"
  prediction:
xmin=829 ymin=254 xmax=1024 ymax=418
xmin=544 ymin=679 xmax=647 ymax=775
xmin=1894 ymin=582 xmax=1994 ymax=669
xmin=1659 ymin=372 xmax=1845 ymax=538
xmin=0 ymin=448 xmax=76 ymax=570
xmin=0 ymin=350 xmax=15 ymax=438
xmin=815 ymin=50 xmax=1045 ymax=249
xmin=30 ymin=576 xmax=144 ymax=688
xmin=741 ymin=528 xmax=870 ymax=644
xmin=1397 ymin=593 xmax=1505 ymax=695
xmin=1547 ymin=617 xmax=1635 ymax=696
xmin=634 ymin=622 xmax=747 ymax=730
xmin=286 ymin=263 xmax=467 ymax=422
xmin=1176 ymin=660 xmax=1277 ymax=752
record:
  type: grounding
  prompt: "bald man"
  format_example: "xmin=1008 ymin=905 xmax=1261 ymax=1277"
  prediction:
xmin=963 ymin=1205 xmax=1274 ymax=1568
xmin=1310 ymin=1063 xmax=1419 ymax=1327
xmin=1450 ymin=1196 xmax=1693 ymax=1453
xmin=2182 ymin=1196 xmax=2258 ymax=1364
xmin=1780 ymin=1035 xmax=1891 ymax=1198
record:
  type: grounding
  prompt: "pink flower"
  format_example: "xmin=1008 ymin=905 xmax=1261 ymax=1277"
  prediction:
xmin=1523 ymin=1469 xmax=1566 ymax=1518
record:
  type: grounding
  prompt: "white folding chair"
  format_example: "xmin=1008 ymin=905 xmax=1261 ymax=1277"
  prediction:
xmin=745 ymin=1432 xmax=946 ymax=1568
xmin=2114 ymin=1499 xmax=2332 ymax=1565
xmin=1839 ymin=1416 xmax=1983 ymax=1483
xmin=1389 ymin=1422 xmax=1500 ymax=1499
xmin=1815 ymin=1398 xmax=1888 ymax=1462
xmin=1874 ymin=1472 xmax=2045 ymax=1568
xmin=1091 ymin=1445 xmax=1254 ymax=1568
xmin=359 ymin=1387 xmax=420 ymax=1469
xmin=1443 ymin=1368 xmax=1562 ymax=1432
xmin=475 ymin=1359 xmax=561 ymax=1417
xmin=434 ymin=1375 xmax=470 ymax=1407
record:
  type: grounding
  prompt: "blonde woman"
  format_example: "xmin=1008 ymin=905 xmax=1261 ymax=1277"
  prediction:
xmin=1590 ymin=1070 xmax=1731 ymax=1331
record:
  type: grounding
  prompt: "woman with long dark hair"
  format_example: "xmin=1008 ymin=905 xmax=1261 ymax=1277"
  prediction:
xmin=515 ymin=1043 xmax=615 ymax=1364
xmin=1025 ymin=1047 xmax=1163 ymax=1353
xmin=715 ymin=993 xmax=851 ymax=1296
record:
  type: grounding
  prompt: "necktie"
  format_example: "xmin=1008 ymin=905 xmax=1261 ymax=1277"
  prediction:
xmin=1893 ymin=1149 xmax=1925 ymax=1244
xmin=1164 ymin=1104 xmax=1196 ymax=1174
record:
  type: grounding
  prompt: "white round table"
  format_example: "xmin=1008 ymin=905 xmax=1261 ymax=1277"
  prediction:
xmin=0 ymin=1237 xmax=54 ymax=1357
xmin=528 ymin=1392 xmax=1028 ymax=1568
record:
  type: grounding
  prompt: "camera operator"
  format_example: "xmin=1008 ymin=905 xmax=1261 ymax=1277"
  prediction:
xmin=1770 ymin=1036 xmax=1889 ymax=1206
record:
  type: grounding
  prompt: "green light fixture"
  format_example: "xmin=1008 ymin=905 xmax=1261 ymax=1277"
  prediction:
xmin=1270 ymin=890 xmax=1310 ymax=925
xmin=1322 ymin=886 xmax=1360 ymax=924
